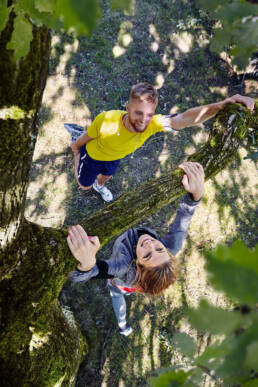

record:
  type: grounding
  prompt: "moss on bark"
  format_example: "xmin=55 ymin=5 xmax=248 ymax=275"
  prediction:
xmin=0 ymin=10 xmax=87 ymax=386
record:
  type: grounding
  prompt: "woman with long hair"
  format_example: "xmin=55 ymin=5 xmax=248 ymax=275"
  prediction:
xmin=67 ymin=161 xmax=204 ymax=336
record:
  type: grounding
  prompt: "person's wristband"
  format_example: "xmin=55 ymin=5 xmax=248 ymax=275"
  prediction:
xmin=192 ymin=194 xmax=201 ymax=202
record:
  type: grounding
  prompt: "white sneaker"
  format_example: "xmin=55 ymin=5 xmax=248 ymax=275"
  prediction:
xmin=93 ymin=180 xmax=113 ymax=202
xmin=119 ymin=324 xmax=133 ymax=336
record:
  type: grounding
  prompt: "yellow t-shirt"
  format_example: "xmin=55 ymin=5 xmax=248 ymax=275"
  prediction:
xmin=86 ymin=110 xmax=170 ymax=161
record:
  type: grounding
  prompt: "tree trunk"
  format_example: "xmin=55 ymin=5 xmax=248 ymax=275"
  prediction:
xmin=0 ymin=13 xmax=86 ymax=386
xmin=0 ymin=12 xmax=257 ymax=383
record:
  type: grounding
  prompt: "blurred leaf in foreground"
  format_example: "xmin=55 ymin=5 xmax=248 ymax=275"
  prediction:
xmin=205 ymin=241 xmax=258 ymax=305
xmin=172 ymin=332 xmax=197 ymax=358
xmin=188 ymin=300 xmax=246 ymax=335
xmin=6 ymin=12 xmax=33 ymax=61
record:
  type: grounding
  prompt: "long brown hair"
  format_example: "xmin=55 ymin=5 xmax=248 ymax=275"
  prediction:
xmin=133 ymin=250 xmax=177 ymax=296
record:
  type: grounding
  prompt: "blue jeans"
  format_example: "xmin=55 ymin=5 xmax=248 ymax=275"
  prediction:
xmin=107 ymin=279 xmax=131 ymax=328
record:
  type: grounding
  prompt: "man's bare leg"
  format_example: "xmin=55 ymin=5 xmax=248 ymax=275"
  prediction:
xmin=93 ymin=174 xmax=113 ymax=202
xmin=74 ymin=152 xmax=92 ymax=191
xmin=97 ymin=174 xmax=112 ymax=187
xmin=74 ymin=152 xmax=80 ymax=182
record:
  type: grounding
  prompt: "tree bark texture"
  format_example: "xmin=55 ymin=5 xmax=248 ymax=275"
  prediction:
xmin=0 ymin=11 xmax=257 ymax=383
xmin=0 ymin=12 xmax=86 ymax=386
xmin=0 ymin=10 xmax=51 ymax=249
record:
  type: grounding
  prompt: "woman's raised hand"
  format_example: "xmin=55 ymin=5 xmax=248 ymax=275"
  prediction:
xmin=179 ymin=161 xmax=205 ymax=201
xmin=67 ymin=225 xmax=100 ymax=271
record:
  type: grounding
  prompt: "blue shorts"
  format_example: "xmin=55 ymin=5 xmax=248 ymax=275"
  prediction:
xmin=77 ymin=146 xmax=120 ymax=187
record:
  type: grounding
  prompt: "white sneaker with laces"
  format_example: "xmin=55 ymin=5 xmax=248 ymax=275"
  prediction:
xmin=93 ymin=180 xmax=113 ymax=202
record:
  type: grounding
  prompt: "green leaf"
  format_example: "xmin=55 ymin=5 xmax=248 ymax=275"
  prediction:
xmin=0 ymin=0 xmax=12 ymax=34
xmin=172 ymin=332 xmax=197 ymax=358
xmin=198 ymin=0 xmax=258 ymax=69
xmin=6 ymin=13 xmax=33 ymax=61
xmin=208 ymin=241 xmax=258 ymax=273
xmin=56 ymin=0 xmax=101 ymax=36
xmin=242 ymin=380 xmax=258 ymax=387
xmin=15 ymin=0 xmax=61 ymax=29
xmin=183 ymin=367 xmax=204 ymax=387
xmin=215 ymin=1 xmax=258 ymax=24
xmin=187 ymin=300 xmax=244 ymax=335
xmin=188 ymin=300 xmax=246 ymax=335
xmin=244 ymin=341 xmax=258 ymax=370
xmin=230 ymin=47 xmax=251 ymax=69
xmin=205 ymin=242 xmax=258 ymax=305
xmin=70 ymin=0 xmax=101 ymax=33
xmin=210 ymin=28 xmax=232 ymax=52
xmin=198 ymin=0 xmax=224 ymax=12
xmin=216 ymin=324 xmax=258 ymax=383
xmin=110 ymin=0 xmax=134 ymax=13
xmin=234 ymin=18 xmax=258 ymax=46
xmin=148 ymin=369 xmax=191 ymax=387
xmin=34 ymin=0 xmax=56 ymax=13
xmin=195 ymin=339 xmax=230 ymax=370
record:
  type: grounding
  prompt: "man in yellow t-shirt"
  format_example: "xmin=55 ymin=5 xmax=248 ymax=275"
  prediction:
xmin=71 ymin=82 xmax=254 ymax=202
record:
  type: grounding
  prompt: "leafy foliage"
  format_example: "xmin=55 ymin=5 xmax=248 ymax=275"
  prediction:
xmin=149 ymin=241 xmax=258 ymax=386
xmin=188 ymin=300 xmax=246 ymax=335
xmin=0 ymin=0 xmax=12 ymax=34
xmin=34 ymin=0 xmax=56 ymax=14
xmin=198 ymin=0 xmax=258 ymax=69
xmin=172 ymin=332 xmax=197 ymax=358
xmin=148 ymin=370 xmax=190 ymax=387
xmin=1 ymin=0 xmax=133 ymax=61
xmin=6 ymin=12 xmax=33 ymax=61
xmin=110 ymin=0 xmax=134 ymax=13
xmin=206 ymin=241 xmax=258 ymax=305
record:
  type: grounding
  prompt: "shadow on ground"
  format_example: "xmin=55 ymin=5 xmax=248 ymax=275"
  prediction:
xmin=25 ymin=0 xmax=257 ymax=385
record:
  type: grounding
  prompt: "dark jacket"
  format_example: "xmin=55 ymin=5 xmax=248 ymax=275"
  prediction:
xmin=70 ymin=193 xmax=201 ymax=288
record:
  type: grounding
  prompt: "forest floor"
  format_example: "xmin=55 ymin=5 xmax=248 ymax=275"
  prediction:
xmin=25 ymin=0 xmax=257 ymax=386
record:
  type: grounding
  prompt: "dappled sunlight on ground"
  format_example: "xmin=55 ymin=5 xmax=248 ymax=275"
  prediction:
xmin=25 ymin=37 xmax=94 ymax=227
xmin=113 ymin=21 xmax=133 ymax=58
xmin=170 ymin=31 xmax=193 ymax=54
xmin=26 ymin=166 xmax=69 ymax=227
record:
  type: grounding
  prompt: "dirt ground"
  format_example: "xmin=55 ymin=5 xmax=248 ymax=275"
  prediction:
xmin=25 ymin=0 xmax=257 ymax=386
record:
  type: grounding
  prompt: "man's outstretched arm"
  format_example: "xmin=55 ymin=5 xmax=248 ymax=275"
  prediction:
xmin=170 ymin=94 xmax=255 ymax=130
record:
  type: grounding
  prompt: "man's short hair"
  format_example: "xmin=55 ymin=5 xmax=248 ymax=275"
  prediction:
xmin=129 ymin=82 xmax=158 ymax=104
